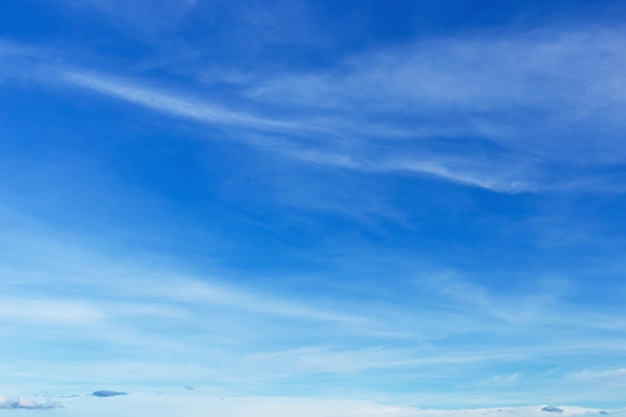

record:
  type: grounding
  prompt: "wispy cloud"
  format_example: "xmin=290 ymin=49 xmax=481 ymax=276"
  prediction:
xmin=56 ymin=68 xmax=541 ymax=193
xmin=249 ymin=29 xmax=626 ymax=122
xmin=244 ymin=27 xmax=626 ymax=189
xmin=572 ymin=369 xmax=626 ymax=385
xmin=128 ymin=276 xmax=374 ymax=327
xmin=5 ymin=25 xmax=626 ymax=194
xmin=480 ymin=372 xmax=521 ymax=387
xmin=0 ymin=298 xmax=105 ymax=325
xmin=58 ymin=70 xmax=299 ymax=132
xmin=3 ymin=1 xmax=626 ymax=413
xmin=274 ymin=146 xmax=536 ymax=193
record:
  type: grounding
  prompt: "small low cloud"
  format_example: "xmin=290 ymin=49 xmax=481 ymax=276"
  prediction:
xmin=0 ymin=395 xmax=63 ymax=409
xmin=542 ymin=406 xmax=564 ymax=413
xmin=184 ymin=385 xmax=195 ymax=391
xmin=92 ymin=390 xmax=127 ymax=397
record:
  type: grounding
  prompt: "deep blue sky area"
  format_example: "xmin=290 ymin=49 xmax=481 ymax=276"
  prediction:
xmin=1 ymin=1 xmax=626 ymax=416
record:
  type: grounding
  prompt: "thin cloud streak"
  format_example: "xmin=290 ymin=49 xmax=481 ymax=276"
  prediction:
xmin=264 ymin=142 xmax=536 ymax=193
xmin=141 ymin=278 xmax=373 ymax=326
xmin=59 ymin=70 xmax=303 ymax=132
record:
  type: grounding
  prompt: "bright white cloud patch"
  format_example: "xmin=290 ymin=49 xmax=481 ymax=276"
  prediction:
xmin=0 ymin=395 xmax=62 ymax=409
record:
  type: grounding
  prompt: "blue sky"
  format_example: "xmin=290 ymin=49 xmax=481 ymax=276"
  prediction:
xmin=2 ymin=0 xmax=626 ymax=415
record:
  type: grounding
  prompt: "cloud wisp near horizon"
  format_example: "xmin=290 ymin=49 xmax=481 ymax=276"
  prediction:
xmin=2 ymin=1 xmax=626 ymax=416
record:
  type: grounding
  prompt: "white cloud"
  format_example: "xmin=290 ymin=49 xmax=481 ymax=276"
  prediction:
xmin=58 ymin=70 xmax=301 ymax=132
xmin=275 ymin=146 xmax=536 ymax=193
xmin=0 ymin=394 xmax=62 ymax=409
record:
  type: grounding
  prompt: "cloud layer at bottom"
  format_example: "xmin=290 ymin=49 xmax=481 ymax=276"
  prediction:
xmin=11 ymin=393 xmax=618 ymax=417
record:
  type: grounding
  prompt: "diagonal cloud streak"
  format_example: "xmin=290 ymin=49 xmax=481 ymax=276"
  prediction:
xmin=59 ymin=70 xmax=300 ymax=132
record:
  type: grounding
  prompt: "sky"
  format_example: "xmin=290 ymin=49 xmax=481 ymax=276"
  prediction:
xmin=1 ymin=0 xmax=626 ymax=416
